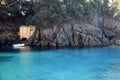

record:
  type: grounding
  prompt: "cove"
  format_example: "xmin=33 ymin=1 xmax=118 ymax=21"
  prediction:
xmin=0 ymin=46 xmax=120 ymax=80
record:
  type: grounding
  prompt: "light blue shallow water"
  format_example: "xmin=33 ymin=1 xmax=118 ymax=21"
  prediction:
xmin=0 ymin=47 xmax=120 ymax=80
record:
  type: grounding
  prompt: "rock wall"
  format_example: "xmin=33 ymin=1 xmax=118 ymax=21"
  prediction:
xmin=28 ymin=16 xmax=120 ymax=47
xmin=0 ymin=16 xmax=120 ymax=47
xmin=0 ymin=34 xmax=19 ymax=47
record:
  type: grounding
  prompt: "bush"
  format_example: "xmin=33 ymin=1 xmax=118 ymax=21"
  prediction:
xmin=0 ymin=0 xmax=119 ymax=27
xmin=26 ymin=0 xmax=98 ymax=27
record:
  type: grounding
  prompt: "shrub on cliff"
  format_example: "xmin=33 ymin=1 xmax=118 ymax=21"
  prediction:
xmin=26 ymin=0 xmax=119 ymax=27
xmin=26 ymin=0 xmax=97 ymax=26
xmin=0 ymin=0 xmax=34 ymax=23
xmin=0 ymin=0 xmax=119 ymax=27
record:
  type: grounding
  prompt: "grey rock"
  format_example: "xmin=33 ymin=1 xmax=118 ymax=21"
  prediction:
xmin=104 ymin=29 xmax=116 ymax=38
xmin=26 ymin=17 xmax=120 ymax=47
xmin=56 ymin=28 xmax=69 ymax=46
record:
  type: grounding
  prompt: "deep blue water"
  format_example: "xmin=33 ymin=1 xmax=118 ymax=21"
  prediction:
xmin=0 ymin=46 xmax=120 ymax=80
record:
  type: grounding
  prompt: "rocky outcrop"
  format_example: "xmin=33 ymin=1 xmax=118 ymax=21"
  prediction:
xmin=0 ymin=16 xmax=120 ymax=47
xmin=0 ymin=33 xmax=19 ymax=47
xmin=28 ymin=17 xmax=120 ymax=47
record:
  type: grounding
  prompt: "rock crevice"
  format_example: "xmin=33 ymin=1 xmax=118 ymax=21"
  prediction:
xmin=28 ymin=17 xmax=120 ymax=47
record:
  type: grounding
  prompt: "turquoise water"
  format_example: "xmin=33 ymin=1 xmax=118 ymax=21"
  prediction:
xmin=0 ymin=47 xmax=120 ymax=80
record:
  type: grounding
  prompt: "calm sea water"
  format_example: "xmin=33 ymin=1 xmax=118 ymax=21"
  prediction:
xmin=0 ymin=46 xmax=120 ymax=80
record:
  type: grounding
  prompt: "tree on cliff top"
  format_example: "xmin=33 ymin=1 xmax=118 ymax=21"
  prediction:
xmin=0 ymin=0 xmax=34 ymax=24
xmin=25 ymin=0 xmax=119 ymax=27
xmin=0 ymin=0 xmax=119 ymax=27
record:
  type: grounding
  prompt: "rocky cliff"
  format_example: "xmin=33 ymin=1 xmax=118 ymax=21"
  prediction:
xmin=0 ymin=16 xmax=120 ymax=47
xmin=28 ymin=16 xmax=120 ymax=47
xmin=0 ymin=33 xmax=19 ymax=47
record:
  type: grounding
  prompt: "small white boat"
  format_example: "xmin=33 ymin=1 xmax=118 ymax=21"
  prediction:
xmin=13 ymin=43 xmax=25 ymax=48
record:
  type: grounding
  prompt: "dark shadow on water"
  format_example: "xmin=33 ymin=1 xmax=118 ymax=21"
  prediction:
xmin=0 ymin=46 xmax=108 ymax=53
xmin=0 ymin=47 xmax=19 ymax=54
xmin=0 ymin=56 xmax=14 ymax=62
xmin=0 ymin=46 xmax=70 ymax=53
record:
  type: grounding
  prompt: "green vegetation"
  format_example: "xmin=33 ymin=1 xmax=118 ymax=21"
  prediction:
xmin=0 ymin=0 xmax=120 ymax=27
xmin=0 ymin=0 xmax=34 ymax=24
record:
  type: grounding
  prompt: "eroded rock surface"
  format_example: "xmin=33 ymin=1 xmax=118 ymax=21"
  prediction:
xmin=28 ymin=17 xmax=120 ymax=47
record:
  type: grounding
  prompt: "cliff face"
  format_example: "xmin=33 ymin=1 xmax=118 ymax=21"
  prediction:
xmin=0 ymin=16 xmax=120 ymax=47
xmin=28 ymin=16 xmax=120 ymax=47
xmin=0 ymin=33 xmax=19 ymax=47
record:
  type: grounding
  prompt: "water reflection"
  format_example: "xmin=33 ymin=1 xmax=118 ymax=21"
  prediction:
xmin=12 ymin=46 xmax=32 ymax=52
xmin=19 ymin=46 xmax=32 ymax=52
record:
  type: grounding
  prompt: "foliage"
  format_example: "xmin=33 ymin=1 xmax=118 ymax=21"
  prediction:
xmin=26 ymin=0 xmax=96 ymax=26
xmin=0 ymin=0 xmax=119 ymax=27
xmin=26 ymin=0 xmax=119 ymax=27
xmin=0 ymin=0 xmax=34 ymax=23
